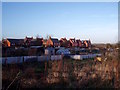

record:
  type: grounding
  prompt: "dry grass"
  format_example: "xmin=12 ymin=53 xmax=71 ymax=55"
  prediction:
xmin=2 ymin=51 xmax=120 ymax=89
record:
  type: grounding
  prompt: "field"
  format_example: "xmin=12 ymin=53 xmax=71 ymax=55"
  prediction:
xmin=2 ymin=44 xmax=120 ymax=89
xmin=2 ymin=58 xmax=120 ymax=89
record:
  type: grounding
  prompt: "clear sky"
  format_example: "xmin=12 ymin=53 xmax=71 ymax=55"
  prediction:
xmin=2 ymin=2 xmax=118 ymax=43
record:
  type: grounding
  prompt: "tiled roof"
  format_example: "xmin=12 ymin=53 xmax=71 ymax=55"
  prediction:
xmin=7 ymin=38 xmax=24 ymax=44
xmin=51 ymin=38 xmax=59 ymax=43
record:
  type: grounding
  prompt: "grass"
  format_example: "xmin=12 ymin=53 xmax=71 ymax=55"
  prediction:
xmin=2 ymin=53 xmax=120 ymax=89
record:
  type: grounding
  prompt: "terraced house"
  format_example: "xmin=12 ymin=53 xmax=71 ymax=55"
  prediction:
xmin=59 ymin=38 xmax=70 ymax=48
xmin=69 ymin=38 xmax=78 ymax=47
xmin=2 ymin=36 xmax=92 ymax=48
xmin=2 ymin=38 xmax=24 ymax=47
xmin=24 ymin=36 xmax=33 ymax=46
xmin=46 ymin=36 xmax=60 ymax=47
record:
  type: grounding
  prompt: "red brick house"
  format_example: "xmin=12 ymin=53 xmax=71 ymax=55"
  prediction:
xmin=69 ymin=38 xmax=78 ymax=47
xmin=60 ymin=38 xmax=70 ymax=47
xmin=76 ymin=39 xmax=82 ymax=47
xmin=2 ymin=39 xmax=11 ymax=47
xmin=3 ymin=38 xmax=24 ymax=47
xmin=82 ymin=40 xmax=91 ymax=48
xmin=24 ymin=36 xmax=33 ymax=46
xmin=46 ymin=37 xmax=60 ymax=47
xmin=30 ymin=38 xmax=43 ymax=46
xmin=43 ymin=39 xmax=47 ymax=47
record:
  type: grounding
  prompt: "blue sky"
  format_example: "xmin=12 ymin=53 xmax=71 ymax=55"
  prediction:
xmin=2 ymin=2 xmax=118 ymax=43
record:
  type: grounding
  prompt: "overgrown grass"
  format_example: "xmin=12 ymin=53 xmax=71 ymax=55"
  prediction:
xmin=2 ymin=55 xmax=120 ymax=89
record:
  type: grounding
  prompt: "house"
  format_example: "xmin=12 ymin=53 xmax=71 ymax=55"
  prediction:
xmin=30 ymin=38 xmax=43 ymax=46
xmin=80 ymin=40 xmax=91 ymax=48
xmin=2 ymin=39 xmax=10 ymax=47
xmin=60 ymin=38 xmax=67 ymax=43
xmin=43 ymin=39 xmax=47 ymax=47
xmin=28 ymin=46 xmax=44 ymax=56
xmin=83 ymin=40 xmax=91 ymax=48
xmin=76 ymin=39 xmax=82 ymax=47
xmin=69 ymin=38 xmax=78 ymax=47
xmin=3 ymin=38 xmax=24 ymax=47
xmin=59 ymin=38 xmax=70 ymax=47
xmin=46 ymin=36 xmax=60 ymax=47
xmin=24 ymin=36 xmax=33 ymax=46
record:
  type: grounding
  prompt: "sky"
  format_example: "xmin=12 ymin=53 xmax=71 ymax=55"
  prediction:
xmin=2 ymin=2 xmax=118 ymax=44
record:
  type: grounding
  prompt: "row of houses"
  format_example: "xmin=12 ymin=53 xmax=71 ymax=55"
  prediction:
xmin=2 ymin=36 xmax=91 ymax=48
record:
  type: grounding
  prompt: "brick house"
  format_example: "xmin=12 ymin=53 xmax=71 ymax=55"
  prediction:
xmin=69 ymin=38 xmax=78 ymax=47
xmin=2 ymin=39 xmax=10 ymax=47
xmin=30 ymin=38 xmax=43 ymax=46
xmin=59 ymin=38 xmax=70 ymax=47
xmin=82 ymin=40 xmax=91 ymax=48
xmin=3 ymin=38 xmax=24 ymax=47
xmin=46 ymin=36 xmax=60 ymax=47
xmin=24 ymin=36 xmax=33 ymax=46
xmin=43 ymin=39 xmax=47 ymax=47
xmin=85 ymin=40 xmax=91 ymax=48
xmin=76 ymin=39 xmax=82 ymax=47
xmin=28 ymin=46 xmax=44 ymax=56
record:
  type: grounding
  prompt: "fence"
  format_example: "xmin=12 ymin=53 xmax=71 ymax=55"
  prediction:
xmin=70 ymin=54 xmax=101 ymax=60
xmin=1 ymin=55 xmax=63 ymax=64
xmin=38 ymin=56 xmax=50 ymax=62
xmin=1 ymin=54 xmax=101 ymax=64
xmin=51 ymin=55 xmax=62 ymax=61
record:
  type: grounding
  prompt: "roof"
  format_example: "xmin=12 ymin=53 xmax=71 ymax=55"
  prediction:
xmin=7 ymin=38 xmax=24 ymax=44
xmin=60 ymin=38 xmax=68 ymax=45
xmin=24 ymin=37 xmax=33 ymax=42
xmin=31 ymin=39 xmax=36 ymax=42
xmin=51 ymin=38 xmax=59 ymax=43
xmin=70 ymin=38 xmax=76 ymax=42
xmin=25 ymin=36 xmax=33 ymax=39
xmin=81 ymin=40 xmax=90 ymax=43
xmin=76 ymin=39 xmax=81 ymax=42
xmin=30 ymin=38 xmax=43 ymax=46
xmin=36 ymin=38 xmax=43 ymax=40
xmin=60 ymin=38 xmax=67 ymax=41
xmin=83 ymin=40 xmax=91 ymax=44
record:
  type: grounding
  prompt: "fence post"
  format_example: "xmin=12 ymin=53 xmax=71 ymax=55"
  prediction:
xmin=5 ymin=57 xmax=7 ymax=65
xmin=61 ymin=54 xmax=64 ymax=71
xmin=45 ymin=61 xmax=47 ymax=72
xmin=23 ymin=56 xmax=24 ymax=63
